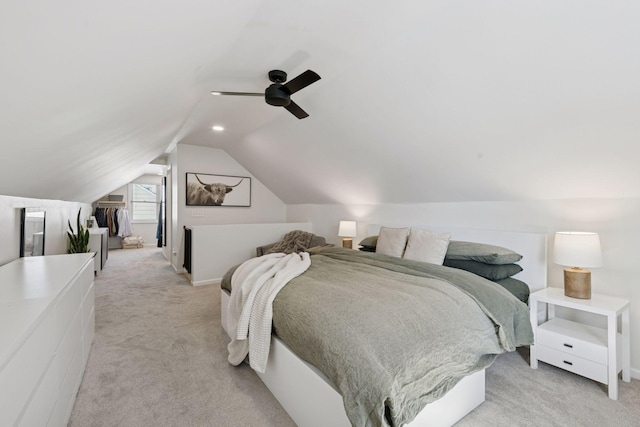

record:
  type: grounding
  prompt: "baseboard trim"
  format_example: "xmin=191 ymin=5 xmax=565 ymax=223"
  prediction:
xmin=631 ymin=367 xmax=640 ymax=380
xmin=191 ymin=278 xmax=220 ymax=287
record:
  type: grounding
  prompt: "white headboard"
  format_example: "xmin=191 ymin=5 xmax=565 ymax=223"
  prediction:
xmin=368 ymin=225 xmax=548 ymax=292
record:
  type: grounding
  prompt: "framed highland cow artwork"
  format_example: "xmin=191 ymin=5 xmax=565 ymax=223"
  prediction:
xmin=186 ymin=173 xmax=251 ymax=207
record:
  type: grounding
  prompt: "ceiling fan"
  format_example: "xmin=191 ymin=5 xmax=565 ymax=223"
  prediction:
xmin=211 ymin=69 xmax=321 ymax=119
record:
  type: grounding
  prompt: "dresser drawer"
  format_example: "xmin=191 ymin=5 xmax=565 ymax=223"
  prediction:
xmin=55 ymin=279 xmax=82 ymax=341
xmin=82 ymin=305 xmax=95 ymax=365
xmin=18 ymin=359 xmax=58 ymax=427
xmin=0 ymin=309 xmax=57 ymax=427
xmin=79 ymin=266 xmax=94 ymax=298
xmin=82 ymin=281 xmax=95 ymax=329
xmin=48 ymin=346 xmax=83 ymax=427
xmin=537 ymin=318 xmax=610 ymax=365
xmin=537 ymin=344 xmax=608 ymax=384
xmin=54 ymin=308 xmax=82 ymax=382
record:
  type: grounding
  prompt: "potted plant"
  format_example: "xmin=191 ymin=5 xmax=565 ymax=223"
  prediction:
xmin=67 ymin=209 xmax=90 ymax=253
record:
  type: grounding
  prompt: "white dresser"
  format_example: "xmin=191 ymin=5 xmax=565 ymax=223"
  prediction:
xmin=0 ymin=253 xmax=95 ymax=427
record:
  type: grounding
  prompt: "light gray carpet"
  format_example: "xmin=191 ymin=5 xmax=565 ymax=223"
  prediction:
xmin=70 ymin=247 xmax=640 ymax=427
xmin=69 ymin=247 xmax=295 ymax=427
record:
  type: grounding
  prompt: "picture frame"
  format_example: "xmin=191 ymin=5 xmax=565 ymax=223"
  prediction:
xmin=185 ymin=172 xmax=251 ymax=207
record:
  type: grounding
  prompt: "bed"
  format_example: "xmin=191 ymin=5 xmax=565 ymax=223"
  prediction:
xmin=220 ymin=228 xmax=547 ymax=427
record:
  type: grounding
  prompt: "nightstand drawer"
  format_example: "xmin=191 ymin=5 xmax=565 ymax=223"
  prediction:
xmin=537 ymin=345 xmax=608 ymax=384
xmin=537 ymin=318 xmax=608 ymax=365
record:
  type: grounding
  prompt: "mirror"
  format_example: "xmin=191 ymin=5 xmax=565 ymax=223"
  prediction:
xmin=20 ymin=208 xmax=46 ymax=257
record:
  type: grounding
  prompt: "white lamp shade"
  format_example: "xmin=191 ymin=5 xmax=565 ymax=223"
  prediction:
xmin=553 ymin=232 xmax=603 ymax=268
xmin=338 ymin=220 xmax=357 ymax=237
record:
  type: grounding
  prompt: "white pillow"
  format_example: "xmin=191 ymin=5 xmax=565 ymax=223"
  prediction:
xmin=375 ymin=227 xmax=410 ymax=257
xmin=403 ymin=228 xmax=452 ymax=265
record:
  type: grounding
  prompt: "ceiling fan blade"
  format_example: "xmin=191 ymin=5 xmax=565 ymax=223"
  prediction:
xmin=282 ymin=70 xmax=320 ymax=95
xmin=210 ymin=91 xmax=263 ymax=96
xmin=284 ymin=100 xmax=309 ymax=119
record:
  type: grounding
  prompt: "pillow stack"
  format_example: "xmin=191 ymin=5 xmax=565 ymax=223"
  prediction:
xmin=372 ymin=226 xmax=451 ymax=265
xmin=443 ymin=241 xmax=523 ymax=279
xmin=359 ymin=232 xmax=530 ymax=302
xmin=443 ymin=241 xmax=529 ymax=303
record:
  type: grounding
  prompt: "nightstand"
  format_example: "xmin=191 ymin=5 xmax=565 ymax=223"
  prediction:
xmin=529 ymin=287 xmax=630 ymax=400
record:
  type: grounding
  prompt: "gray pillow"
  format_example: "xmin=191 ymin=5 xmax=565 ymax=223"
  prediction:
xmin=445 ymin=241 xmax=522 ymax=265
xmin=493 ymin=277 xmax=530 ymax=304
xmin=443 ymin=259 xmax=522 ymax=280
xmin=358 ymin=235 xmax=378 ymax=248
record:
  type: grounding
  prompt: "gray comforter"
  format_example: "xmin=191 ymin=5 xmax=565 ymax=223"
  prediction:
xmin=222 ymin=247 xmax=532 ymax=427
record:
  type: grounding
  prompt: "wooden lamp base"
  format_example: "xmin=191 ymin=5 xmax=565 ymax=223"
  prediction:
xmin=564 ymin=267 xmax=591 ymax=299
xmin=342 ymin=238 xmax=353 ymax=249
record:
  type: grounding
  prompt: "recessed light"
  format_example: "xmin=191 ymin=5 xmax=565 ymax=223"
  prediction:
xmin=212 ymin=125 xmax=224 ymax=132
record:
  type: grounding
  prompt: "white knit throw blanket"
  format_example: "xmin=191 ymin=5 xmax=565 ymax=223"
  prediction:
xmin=227 ymin=252 xmax=311 ymax=373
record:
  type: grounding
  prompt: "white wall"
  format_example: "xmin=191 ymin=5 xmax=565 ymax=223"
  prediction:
xmin=287 ymin=198 xmax=640 ymax=377
xmin=0 ymin=195 xmax=91 ymax=266
xmin=166 ymin=155 xmax=176 ymax=263
xmin=189 ymin=222 xmax=311 ymax=286
xmin=169 ymin=144 xmax=287 ymax=271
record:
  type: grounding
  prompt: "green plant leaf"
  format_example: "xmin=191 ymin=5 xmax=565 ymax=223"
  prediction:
xmin=67 ymin=208 xmax=89 ymax=253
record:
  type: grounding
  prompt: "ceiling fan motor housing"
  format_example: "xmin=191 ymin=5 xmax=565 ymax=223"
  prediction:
xmin=265 ymin=83 xmax=291 ymax=106
xmin=268 ymin=69 xmax=287 ymax=83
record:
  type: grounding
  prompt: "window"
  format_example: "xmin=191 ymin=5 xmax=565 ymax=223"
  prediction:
xmin=130 ymin=183 xmax=160 ymax=223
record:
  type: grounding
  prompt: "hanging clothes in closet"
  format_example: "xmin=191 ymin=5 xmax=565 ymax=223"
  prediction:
xmin=94 ymin=207 xmax=108 ymax=229
xmin=117 ymin=208 xmax=132 ymax=237
xmin=94 ymin=206 xmax=132 ymax=238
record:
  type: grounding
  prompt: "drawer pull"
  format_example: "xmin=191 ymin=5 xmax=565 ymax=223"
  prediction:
xmin=563 ymin=360 xmax=573 ymax=366
xmin=563 ymin=343 xmax=573 ymax=349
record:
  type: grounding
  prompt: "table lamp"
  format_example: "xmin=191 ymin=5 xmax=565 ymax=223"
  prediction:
xmin=338 ymin=221 xmax=357 ymax=249
xmin=553 ymin=231 xmax=602 ymax=299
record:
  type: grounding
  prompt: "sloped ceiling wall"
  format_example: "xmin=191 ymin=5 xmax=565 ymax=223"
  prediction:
xmin=1 ymin=1 xmax=639 ymax=204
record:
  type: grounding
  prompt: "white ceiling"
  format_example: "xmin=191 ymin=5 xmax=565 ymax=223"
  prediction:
xmin=2 ymin=1 xmax=639 ymax=204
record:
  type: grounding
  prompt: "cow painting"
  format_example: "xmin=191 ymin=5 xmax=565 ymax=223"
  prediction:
xmin=186 ymin=173 xmax=251 ymax=206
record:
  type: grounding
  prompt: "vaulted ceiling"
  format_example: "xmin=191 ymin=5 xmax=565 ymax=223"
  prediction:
xmin=2 ymin=1 xmax=639 ymax=204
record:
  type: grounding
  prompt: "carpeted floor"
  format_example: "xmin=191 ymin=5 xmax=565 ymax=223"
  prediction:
xmin=69 ymin=247 xmax=295 ymax=427
xmin=69 ymin=247 xmax=640 ymax=427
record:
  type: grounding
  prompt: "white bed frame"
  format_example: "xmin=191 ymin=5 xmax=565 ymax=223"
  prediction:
xmin=220 ymin=228 xmax=547 ymax=427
